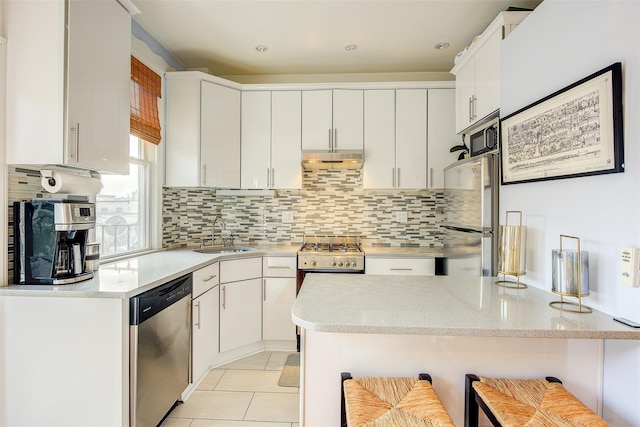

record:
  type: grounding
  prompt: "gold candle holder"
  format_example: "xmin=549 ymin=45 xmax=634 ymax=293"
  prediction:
xmin=550 ymin=235 xmax=592 ymax=313
xmin=496 ymin=211 xmax=527 ymax=289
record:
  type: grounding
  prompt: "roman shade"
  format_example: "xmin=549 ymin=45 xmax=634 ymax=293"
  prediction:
xmin=130 ymin=56 xmax=162 ymax=145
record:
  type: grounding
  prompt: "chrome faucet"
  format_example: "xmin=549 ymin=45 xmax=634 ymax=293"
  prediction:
xmin=212 ymin=215 xmax=226 ymax=246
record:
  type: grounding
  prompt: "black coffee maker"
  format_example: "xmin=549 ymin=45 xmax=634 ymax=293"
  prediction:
xmin=14 ymin=199 xmax=96 ymax=285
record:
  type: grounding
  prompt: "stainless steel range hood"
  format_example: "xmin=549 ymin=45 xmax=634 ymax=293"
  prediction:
xmin=301 ymin=150 xmax=364 ymax=169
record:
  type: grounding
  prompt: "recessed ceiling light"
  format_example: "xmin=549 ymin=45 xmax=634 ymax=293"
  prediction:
xmin=434 ymin=42 xmax=450 ymax=50
xmin=255 ymin=45 xmax=269 ymax=53
xmin=344 ymin=44 xmax=359 ymax=51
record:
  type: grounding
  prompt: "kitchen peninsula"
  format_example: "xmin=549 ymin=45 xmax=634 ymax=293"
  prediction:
xmin=292 ymin=273 xmax=640 ymax=426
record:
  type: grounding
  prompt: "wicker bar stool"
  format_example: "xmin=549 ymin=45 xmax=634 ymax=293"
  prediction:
xmin=341 ymin=372 xmax=455 ymax=427
xmin=464 ymin=374 xmax=609 ymax=427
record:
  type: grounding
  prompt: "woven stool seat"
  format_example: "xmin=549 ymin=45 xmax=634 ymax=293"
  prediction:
xmin=341 ymin=373 xmax=455 ymax=427
xmin=465 ymin=374 xmax=609 ymax=427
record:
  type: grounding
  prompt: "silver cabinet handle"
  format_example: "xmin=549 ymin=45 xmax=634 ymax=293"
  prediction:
xmin=390 ymin=268 xmax=413 ymax=271
xmin=268 ymin=266 xmax=290 ymax=269
xmin=397 ymin=168 xmax=401 ymax=188
xmin=468 ymin=96 xmax=474 ymax=122
xmin=392 ymin=168 xmax=396 ymax=187
xmin=470 ymin=95 xmax=477 ymax=121
xmin=202 ymin=164 xmax=207 ymax=186
xmin=70 ymin=123 xmax=80 ymax=162
xmin=429 ymin=167 xmax=433 ymax=188
xmin=267 ymin=168 xmax=270 ymax=188
xmin=203 ymin=274 xmax=217 ymax=282
xmin=271 ymin=168 xmax=275 ymax=189
xmin=334 ymin=128 xmax=337 ymax=150
xmin=194 ymin=300 xmax=201 ymax=329
xmin=263 ymin=279 xmax=267 ymax=301
xmin=221 ymin=285 xmax=226 ymax=309
xmin=328 ymin=128 xmax=332 ymax=151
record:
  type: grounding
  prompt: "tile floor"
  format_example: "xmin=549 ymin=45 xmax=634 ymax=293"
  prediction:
xmin=161 ymin=351 xmax=300 ymax=427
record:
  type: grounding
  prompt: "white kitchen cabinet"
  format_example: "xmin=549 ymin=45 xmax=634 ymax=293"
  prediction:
xmin=219 ymin=257 xmax=263 ymax=352
xmin=262 ymin=256 xmax=297 ymax=341
xmin=5 ymin=0 xmax=130 ymax=174
xmin=364 ymin=89 xmax=427 ymax=189
xmin=165 ymin=72 xmax=241 ymax=187
xmin=427 ymin=89 xmax=460 ymax=188
xmin=241 ymin=91 xmax=301 ymax=189
xmin=302 ymin=89 xmax=363 ymax=151
xmin=365 ymin=257 xmax=435 ymax=276
xmin=191 ymin=262 xmax=219 ymax=384
xmin=451 ymin=11 xmax=531 ymax=133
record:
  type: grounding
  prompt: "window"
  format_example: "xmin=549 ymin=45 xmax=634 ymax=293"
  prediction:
xmin=96 ymin=136 xmax=150 ymax=257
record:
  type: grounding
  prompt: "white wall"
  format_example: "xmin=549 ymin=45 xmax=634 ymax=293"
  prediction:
xmin=500 ymin=1 xmax=640 ymax=425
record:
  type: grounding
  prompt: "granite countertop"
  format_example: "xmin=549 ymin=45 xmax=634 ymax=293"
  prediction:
xmin=0 ymin=244 xmax=299 ymax=299
xmin=292 ymin=273 xmax=640 ymax=340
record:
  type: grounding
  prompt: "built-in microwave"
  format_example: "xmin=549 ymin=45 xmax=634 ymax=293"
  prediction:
xmin=469 ymin=115 xmax=499 ymax=157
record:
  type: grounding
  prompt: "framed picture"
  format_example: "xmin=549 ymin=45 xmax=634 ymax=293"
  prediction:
xmin=500 ymin=62 xmax=624 ymax=185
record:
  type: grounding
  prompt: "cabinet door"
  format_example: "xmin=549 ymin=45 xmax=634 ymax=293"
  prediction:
xmin=301 ymin=90 xmax=333 ymax=151
xmin=363 ymin=90 xmax=395 ymax=189
xmin=454 ymin=59 xmax=476 ymax=133
xmin=332 ymin=89 xmax=364 ymax=151
xmin=263 ymin=256 xmax=297 ymax=278
xmin=395 ymin=89 xmax=427 ymax=189
xmin=427 ymin=89 xmax=459 ymax=189
xmin=66 ymin=0 xmax=130 ymax=174
xmin=271 ymin=91 xmax=302 ymax=189
xmin=263 ymin=278 xmax=296 ymax=341
xmin=219 ymin=278 xmax=262 ymax=352
xmin=241 ymin=91 xmax=271 ymax=189
xmin=201 ymin=81 xmax=241 ymax=188
xmin=192 ymin=286 xmax=219 ymax=383
xmin=165 ymin=77 xmax=202 ymax=186
xmin=474 ymin=28 xmax=501 ymax=123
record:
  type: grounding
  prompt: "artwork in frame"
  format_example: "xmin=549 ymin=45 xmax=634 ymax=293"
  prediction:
xmin=500 ymin=62 xmax=624 ymax=185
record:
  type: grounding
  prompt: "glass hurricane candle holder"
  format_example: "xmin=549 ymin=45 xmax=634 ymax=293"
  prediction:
xmin=550 ymin=234 xmax=591 ymax=313
xmin=496 ymin=211 xmax=527 ymax=289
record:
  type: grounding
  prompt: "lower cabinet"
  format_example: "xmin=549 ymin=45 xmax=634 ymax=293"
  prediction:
xmin=262 ymin=256 xmax=297 ymax=341
xmin=365 ymin=257 xmax=435 ymax=276
xmin=192 ymin=286 xmax=219 ymax=383
xmin=263 ymin=277 xmax=296 ymax=341
xmin=219 ymin=257 xmax=263 ymax=353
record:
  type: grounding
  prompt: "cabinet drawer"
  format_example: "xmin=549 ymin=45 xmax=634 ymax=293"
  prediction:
xmin=193 ymin=262 xmax=219 ymax=298
xmin=220 ymin=257 xmax=262 ymax=283
xmin=365 ymin=258 xmax=435 ymax=276
xmin=262 ymin=256 xmax=297 ymax=278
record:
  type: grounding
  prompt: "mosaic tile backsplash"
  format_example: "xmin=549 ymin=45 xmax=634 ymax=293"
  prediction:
xmin=163 ymin=168 xmax=447 ymax=249
xmin=5 ymin=167 xmax=446 ymax=282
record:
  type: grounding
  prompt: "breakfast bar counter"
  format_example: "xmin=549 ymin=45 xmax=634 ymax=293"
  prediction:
xmin=292 ymin=273 xmax=640 ymax=340
xmin=292 ymin=274 xmax=640 ymax=426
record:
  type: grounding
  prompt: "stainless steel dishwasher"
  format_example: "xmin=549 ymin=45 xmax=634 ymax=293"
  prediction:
xmin=130 ymin=274 xmax=192 ymax=427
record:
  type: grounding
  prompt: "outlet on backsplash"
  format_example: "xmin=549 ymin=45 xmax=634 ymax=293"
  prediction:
xmin=396 ymin=211 xmax=408 ymax=223
xmin=282 ymin=211 xmax=294 ymax=223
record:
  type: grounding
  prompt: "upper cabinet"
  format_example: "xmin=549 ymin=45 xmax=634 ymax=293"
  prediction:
xmin=165 ymin=72 xmax=241 ymax=187
xmin=427 ymin=89 xmax=460 ymax=188
xmin=450 ymin=11 xmax=531 ymax=133
xmin=302 ymin=89 xmax=364 ymax=151
xmin=363 ymin=89 xmax=428 ymax=189
xmin=241 ymin=91 xmax=301 ymax=189
xmin=5 ymin=0 xmax=130 ymax=174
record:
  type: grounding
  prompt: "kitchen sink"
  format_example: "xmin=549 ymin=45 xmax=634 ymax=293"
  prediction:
xmin=192 ymin=246 xmax=256 ymax=254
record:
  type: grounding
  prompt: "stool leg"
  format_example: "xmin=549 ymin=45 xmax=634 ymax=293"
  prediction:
xmin=341 ymin=372 xmax=352 ymax=427
xmin=465 ymin=374 xmax=480 ymax=427
xmin=418 ymin=373 xmax=433 ymax=383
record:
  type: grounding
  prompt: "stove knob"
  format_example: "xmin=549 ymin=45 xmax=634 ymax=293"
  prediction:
xmin=338 ymin=262 xmax=343 ymax=267
xmin=331 ymin=261 xmax=337 ymax=267
xmin=310 ymin=261 xmax=316 ymax=267
xmin=344 ymin=261 xmax=351 ymax=267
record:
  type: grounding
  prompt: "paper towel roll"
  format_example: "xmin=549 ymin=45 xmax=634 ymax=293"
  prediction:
xmin=41 ymin=169 xmax=103 ymax=196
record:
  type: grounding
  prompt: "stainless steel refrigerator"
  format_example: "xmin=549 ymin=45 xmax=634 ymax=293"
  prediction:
xmin=441 ymin=152 xmax=499 ymax=276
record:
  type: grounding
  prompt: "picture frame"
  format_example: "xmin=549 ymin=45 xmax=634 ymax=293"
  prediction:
xmin=500 ymin=62 xmax=624 ymax=185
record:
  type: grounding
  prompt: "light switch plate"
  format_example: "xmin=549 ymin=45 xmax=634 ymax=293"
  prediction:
xmin=282 ymin=211 xmax=294 ymax=223
xmin=396 ymin=211 xmax=408 ymax=223
xmin=621 ymin=247 xmax=640 ymax=287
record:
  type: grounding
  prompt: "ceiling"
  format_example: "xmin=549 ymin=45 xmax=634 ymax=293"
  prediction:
xmin=132 ymin=0 xmax=543 ymax=78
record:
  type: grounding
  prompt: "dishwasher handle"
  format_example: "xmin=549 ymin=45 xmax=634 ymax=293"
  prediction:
xmin=130 ymin=273 xmax=193 ymax=325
